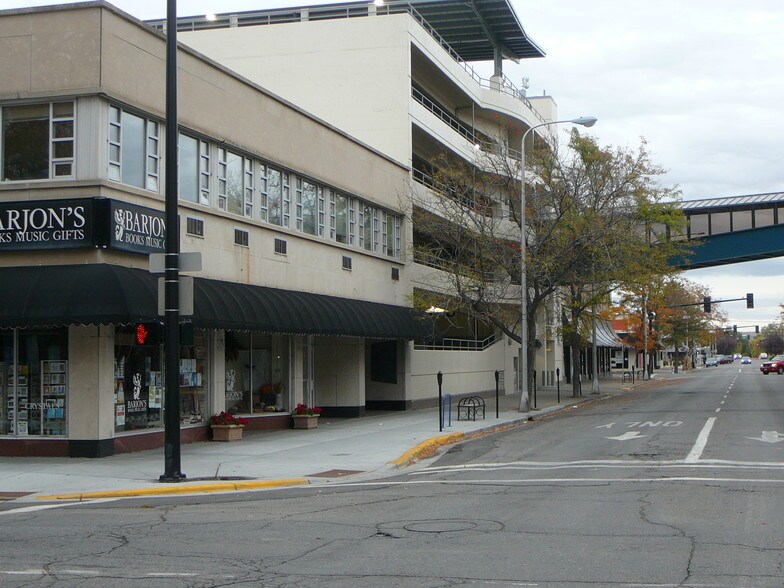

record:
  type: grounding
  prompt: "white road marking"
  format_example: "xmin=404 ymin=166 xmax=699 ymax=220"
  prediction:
xmin=606 ymin=431 xmax=647 ymax=441
xmin=332 ymin=477 xmax=784 ymax=488
xmin=0 ymin=498 xmax=119 ymax=517
xmin=685 ymin=417 xmax=717 ymax=463
xmin=417 ymin=458 xmax=784 ymax=473
xmin=715 ymin=408 xmax=721 ymax=413
xmin=746 ymin=431 xmax=784 ymax=444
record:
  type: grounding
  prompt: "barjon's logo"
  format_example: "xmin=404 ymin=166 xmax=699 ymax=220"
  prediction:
xmin=112 ymin=205 xmax=165 ymax=251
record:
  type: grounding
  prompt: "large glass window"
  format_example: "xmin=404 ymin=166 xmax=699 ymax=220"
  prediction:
xmin=179 ymin=134 xmax=210 ymax=205
xmin=108 ymin=106 xmax=160 ymax=191
xmin=732 ymin=209 xmax=752 ymax=231
xmin=689 ymin=214 xmax=708 ymax=238
xmin=0 ymin=328 xmax=68 ymax=437
xmin=363 ymin=204 xmax=374 ymax=251
xmin=710 ymin=211 xmax=731 ymax=235
xmin=224 ymin=332 xmax=288 ymax=414
xmin=755 ymin=207 xmax=774 ymax=228
xmin=2 ymin=102 xmax=74 ymax=181
xmin=269 ymin=168 xmax=283 ymax=226
xmin=113 ymin=325 xmax=209 ymax=433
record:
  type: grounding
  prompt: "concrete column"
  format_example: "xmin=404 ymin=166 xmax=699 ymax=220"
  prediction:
xmin=67 ymin=324 xmax=114 ymax=441
xmin=210 ymin=330 xmax=225 ymax=415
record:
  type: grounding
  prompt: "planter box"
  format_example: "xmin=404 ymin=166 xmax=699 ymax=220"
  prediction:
xmin=211 ymin=424 xmax=244 ymax=441
xmin=291 ymin=415 xmax=319 ymax=429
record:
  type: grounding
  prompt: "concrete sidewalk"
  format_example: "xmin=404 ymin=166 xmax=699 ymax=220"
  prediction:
xmin=0 ymin=370 xmax=685 ymax=502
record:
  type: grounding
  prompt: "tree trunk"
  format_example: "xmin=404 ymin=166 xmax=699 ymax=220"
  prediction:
xmin=673 ymin=346 xmax=679 ymax=373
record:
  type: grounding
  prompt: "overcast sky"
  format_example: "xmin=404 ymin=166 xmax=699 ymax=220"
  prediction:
xmin=3 ymin=0 xmax=782 ymax=329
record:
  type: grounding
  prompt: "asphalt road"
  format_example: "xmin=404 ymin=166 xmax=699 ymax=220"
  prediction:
xmin=1 ymin=363 xmax=783 ymax=587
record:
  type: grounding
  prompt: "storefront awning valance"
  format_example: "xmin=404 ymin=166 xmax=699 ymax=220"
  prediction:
xmin=0 ymin=264 xmax=434 ymax=340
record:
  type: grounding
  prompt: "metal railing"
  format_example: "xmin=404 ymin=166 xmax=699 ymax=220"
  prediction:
xmin=415 ymin=332 xmax=502 ymax=351
xmin=412 ymin=86 xmax=479 ymax=144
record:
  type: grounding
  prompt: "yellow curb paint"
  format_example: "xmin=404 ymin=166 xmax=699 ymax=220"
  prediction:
xmin=37 ymin=478 xmax=309 ymax=501
xmin=390 ymin=432 xmax=465 ymax=467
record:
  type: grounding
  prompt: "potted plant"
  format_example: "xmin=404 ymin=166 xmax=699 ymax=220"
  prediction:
xmin=291 ymin=403 xmax=322 ymax=429
xmin=210 ymin=411 xmax=248 ymax=441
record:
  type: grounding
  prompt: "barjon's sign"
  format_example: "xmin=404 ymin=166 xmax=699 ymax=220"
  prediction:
xmin=0 ymin=198 xmax=166 ymax=254
xmin=0 ymin=199 xmax=94 ymax=249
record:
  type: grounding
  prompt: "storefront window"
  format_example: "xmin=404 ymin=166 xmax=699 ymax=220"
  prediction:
xmin=114 ymin=325 xmax=209 ymax=432
xmin=225 ymin=332 xmax=288 ymax=414
xmin=0 ymin=328 xmax=68 ymax=437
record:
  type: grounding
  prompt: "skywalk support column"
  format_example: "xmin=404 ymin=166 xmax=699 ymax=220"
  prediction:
xmin=160 ymin=0 xmax=184 ymax=482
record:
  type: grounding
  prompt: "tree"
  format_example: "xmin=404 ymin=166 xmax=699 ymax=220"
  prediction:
xmin=410 ymin=130 xmax=687 ymax=400
xmin=716 ymin=335 xmax=739 ymax=356
xmin=657 ymin=278 xmax=714 ymax=372
xmin=760 ymin=332 xmax=784 ymax=355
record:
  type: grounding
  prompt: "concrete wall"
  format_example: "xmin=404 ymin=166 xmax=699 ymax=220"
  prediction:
xmin=181 ymin=14 xmax=413 ymax=166
xmin=67 ymin=325 xmax=114 ymax=440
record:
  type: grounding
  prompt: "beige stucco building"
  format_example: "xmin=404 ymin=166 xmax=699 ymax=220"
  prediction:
xmin=0 ymin=2 xmax=432 ymax=457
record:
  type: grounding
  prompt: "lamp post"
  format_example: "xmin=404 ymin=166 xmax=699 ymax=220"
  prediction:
xmin=518 ymin=116 xmax=597 ymax=412
xmin=160 ymin=0 xmax=185 ymax=482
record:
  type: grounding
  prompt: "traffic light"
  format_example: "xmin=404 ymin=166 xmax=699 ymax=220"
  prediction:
xmin=733 ymin=325 xmax=737 ymax=334
xmin=703 ymin=296 xmax=711 ymax=312
xmin=756 ymin=325 xmax=760 ymax=334
xmin=135 ymin=322 xmax=162 ymax=346
xmin=746 ymin=293 xmax=754 ymax=309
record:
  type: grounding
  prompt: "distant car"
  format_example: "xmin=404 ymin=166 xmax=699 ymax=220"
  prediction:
xmin=705 ymin=357 xmax=719 ymax=367
xmin=718 ymin=355 xmax=733 ymax=364
xmin=760 ymin=353 xmax=769 ymax=360
xmin=733 ymin=353 xmax=742 ymax=360
xmin=760 ymin=355 xmax=784 ymax=374
xmin=741 ymin=356 xmax=751 ymax=364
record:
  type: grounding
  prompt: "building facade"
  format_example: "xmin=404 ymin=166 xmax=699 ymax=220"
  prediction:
xmin=0 ymin=3 xmax=431 ymax=457
xmin=167 ymin=0 xmax=566 ymax=403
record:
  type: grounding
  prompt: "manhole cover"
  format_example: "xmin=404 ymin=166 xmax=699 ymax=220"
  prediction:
xmin=377 ymin=519 xmax=504 ymax=537
xmin=405 ymin=520 xmax=477 ymax=533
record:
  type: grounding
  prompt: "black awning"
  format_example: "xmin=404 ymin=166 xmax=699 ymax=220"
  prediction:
xmin=0 ymin=264 xmax=433 ymax=340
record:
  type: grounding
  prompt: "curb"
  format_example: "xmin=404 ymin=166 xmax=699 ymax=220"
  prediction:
xmin=389 ymin=432 xmax=466 ymax=468
xmin=37 ymin=478 xmax=309 ymax=501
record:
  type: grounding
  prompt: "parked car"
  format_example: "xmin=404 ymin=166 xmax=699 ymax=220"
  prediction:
xmin=741 ymin=356 xmax=752 ymax=364
xmin=705 ymin=357 xmax=719 ymax=367
xmin=760 ymin=355 xmax=784 ymax=374
xmin=718 ymin=355 xmax=733 ymax=364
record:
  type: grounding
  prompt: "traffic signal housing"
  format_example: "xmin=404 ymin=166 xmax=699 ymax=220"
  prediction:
xmin=746 ymin=293 xmax=754 ymax=309
xmin=703 ymin=296 xmax=711 ymax=312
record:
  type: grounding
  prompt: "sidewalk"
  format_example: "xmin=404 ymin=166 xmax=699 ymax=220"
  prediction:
xmin=0 ymin=370 xmax=683 ymax=502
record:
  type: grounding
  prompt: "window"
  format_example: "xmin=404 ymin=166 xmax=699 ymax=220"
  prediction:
xmin=179 ymin=133 xmax=210 ymax=205
xmin=108 ymin=106 xmax=159 ymax=191
xmin=2 ymin=102 xmax=74 ymax=181
xmin=710 ymin=211 xmax=731 ymax=235
xmin=363 ymin=204 xmax=374 ymax=251
xmin=335 ymin=193 xmax=348 ymax=244
xmin=732 ymin=209 xmax=752 ymax=231
xmin=689 ymin=214 xmax=708 ymax=239
xmin=274 ymin=237 xmax=287 ymax=255
xmin=302 ymin=180 xmax=318 ymax=235
xmin=0 ymin=328 xmax=68 ymax=437
xmin=342 ymin=255 xmax=352 ymax=271
xmin=217 ymin=149 xmax=253 ymax=217
xmin=755 ymin=208 xmax=774 ymax=228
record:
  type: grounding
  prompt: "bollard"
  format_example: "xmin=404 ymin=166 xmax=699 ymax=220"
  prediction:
xmin=556 ymin=367 xmax=560 ymax=403
xmin=437 ymin=371 xmax=443 ymax=432
xmin=494 ymin=370 xmax=500 ymax=418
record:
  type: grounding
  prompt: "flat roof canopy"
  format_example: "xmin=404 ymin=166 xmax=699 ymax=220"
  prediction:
xmin=0 ymin=264 xmax=435 ymax=340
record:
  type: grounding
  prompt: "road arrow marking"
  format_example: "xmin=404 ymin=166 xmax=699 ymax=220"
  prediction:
xmin=606 ymin=431 xmax=647 ymax=441
xmin=746 ymin=431 xmax=784 ymax=444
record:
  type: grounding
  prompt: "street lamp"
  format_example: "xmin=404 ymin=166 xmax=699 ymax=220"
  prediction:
xmin=518 ymin=116 xmax=598 ymax=412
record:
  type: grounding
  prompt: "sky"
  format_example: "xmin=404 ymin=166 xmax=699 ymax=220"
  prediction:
xmin=3 ymin=0 xmax=782 ymax=330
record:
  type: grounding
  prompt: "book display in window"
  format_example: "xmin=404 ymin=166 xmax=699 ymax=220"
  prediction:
xmin=41 ymin=361 xmax=67 ymax=436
